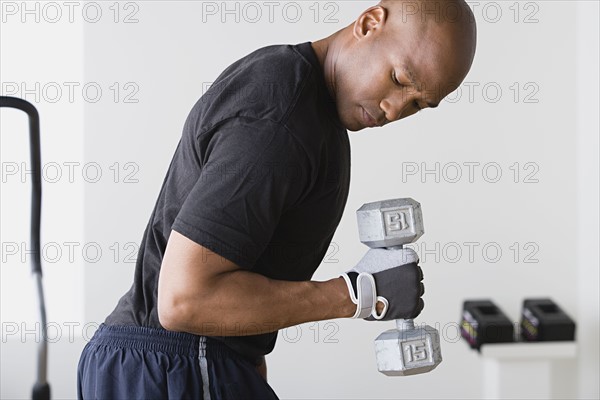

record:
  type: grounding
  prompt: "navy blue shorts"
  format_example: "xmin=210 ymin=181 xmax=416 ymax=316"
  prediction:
xmin=77 ymin=324 xmax=279 ymax=400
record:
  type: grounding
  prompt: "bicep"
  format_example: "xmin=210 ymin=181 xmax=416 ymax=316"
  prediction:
xmin=157 ymin=229 xmax=241 ymax=328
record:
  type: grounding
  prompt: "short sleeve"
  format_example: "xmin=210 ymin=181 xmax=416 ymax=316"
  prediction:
xmin=171 ymin=118 xmax=311 ymax=270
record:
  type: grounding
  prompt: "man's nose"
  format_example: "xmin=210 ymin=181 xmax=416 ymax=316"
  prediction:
xmin=380 ymin=95 xmax=411 ymax=122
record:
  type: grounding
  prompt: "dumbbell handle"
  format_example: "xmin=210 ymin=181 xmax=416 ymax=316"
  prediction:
xmin=396 ymin=319 xmax=415 ymax=330
xmin=384 ymin=244 xmax=417 ymax=331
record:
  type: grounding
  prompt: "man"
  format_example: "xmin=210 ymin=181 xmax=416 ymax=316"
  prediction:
xmin=78 ymin=0 xmax=476 ymax=398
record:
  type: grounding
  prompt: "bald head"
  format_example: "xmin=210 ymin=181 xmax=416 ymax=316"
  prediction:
xmin=311 ymin=0 xmax=478 ymax=131
xmin=378 ymin=0 xmax=477 ymax=89
xmin=379 ymin=0 xmax=476 ymax=27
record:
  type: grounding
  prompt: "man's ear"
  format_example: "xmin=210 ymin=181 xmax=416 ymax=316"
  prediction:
xmin=353 ymin=6 xmax=387 ymax=40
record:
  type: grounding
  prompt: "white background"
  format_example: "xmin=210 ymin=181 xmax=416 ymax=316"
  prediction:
xmin=1 ymin=1 xmax=598 ymax=398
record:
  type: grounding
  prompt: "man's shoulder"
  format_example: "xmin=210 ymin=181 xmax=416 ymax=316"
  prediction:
xmin=240 ymin=43 xmax=311 ymax=72
xmin=192 ymin=43 xmax=318 ymax=131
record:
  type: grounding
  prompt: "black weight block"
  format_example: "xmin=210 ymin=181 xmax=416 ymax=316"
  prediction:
xmin=461 ymin=300 xmax=514 ymax=350
xmin=520 ymin=298 xmax=576 ymax=342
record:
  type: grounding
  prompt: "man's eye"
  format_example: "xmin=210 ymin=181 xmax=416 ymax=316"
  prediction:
xmin=392 ymin=71 xmax=406 ymax=87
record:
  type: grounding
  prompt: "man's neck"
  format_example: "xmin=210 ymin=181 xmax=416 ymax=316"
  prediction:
xmin=310 ymin=31 xmax=344 ymax=102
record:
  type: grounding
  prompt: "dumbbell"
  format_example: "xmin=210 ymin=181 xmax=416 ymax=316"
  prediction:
xmin=356 ymin=198 xmax=442 ymax=376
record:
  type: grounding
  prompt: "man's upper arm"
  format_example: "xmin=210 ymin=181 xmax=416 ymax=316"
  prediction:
xmin=157 ymin=229 xmax=241 ymax=330
xmin=171 ymin=118 xmax=312 ymax=270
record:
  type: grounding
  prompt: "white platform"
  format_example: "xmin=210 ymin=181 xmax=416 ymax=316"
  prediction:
xmin=478 ymin=342 xmax=578 ymax=399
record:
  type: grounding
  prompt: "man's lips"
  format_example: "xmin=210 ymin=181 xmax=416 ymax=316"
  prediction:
xmin=362 ymin=107 xmax=388 ymax=128
xmin=362 ymin=107 xmax=379 ymax=128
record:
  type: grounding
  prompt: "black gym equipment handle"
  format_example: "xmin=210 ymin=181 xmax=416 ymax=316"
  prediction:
xmin=0 ymin=96 xmax=51 ymax=400
xmin=0 ymin=96 xmax=42 ymax=275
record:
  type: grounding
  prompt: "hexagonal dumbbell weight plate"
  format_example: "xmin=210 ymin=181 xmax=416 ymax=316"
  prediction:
xmin=375 ymin=320 xmax=442 ymax=376
xmin=356 ymin=198 xmax=424 ymax=249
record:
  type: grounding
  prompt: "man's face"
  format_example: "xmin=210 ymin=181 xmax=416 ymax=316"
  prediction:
xmin=334 ymin=13 xmax=470 ymax=132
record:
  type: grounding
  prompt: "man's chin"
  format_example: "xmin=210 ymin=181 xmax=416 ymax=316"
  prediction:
xmin=340 ymin=116 xmax=366 ymax=132
xmin=347 ymin=126 xmax=365 ymax=132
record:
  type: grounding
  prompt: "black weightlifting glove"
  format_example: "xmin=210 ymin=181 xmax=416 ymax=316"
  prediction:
xmin=340 ymin=248 xmax=425 ymax=321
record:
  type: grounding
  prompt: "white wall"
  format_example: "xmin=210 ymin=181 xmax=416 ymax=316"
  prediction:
xmin=576 ymin=1 xmax=600 ymax=398
xmin=1 ymin=1 xmax=85 ymax=398
xmin=1 ymin=1 xmax=598 ymax=399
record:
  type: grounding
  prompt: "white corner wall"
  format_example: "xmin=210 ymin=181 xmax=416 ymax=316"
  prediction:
xmin=576 ymin=1 xmax=600 ymax=398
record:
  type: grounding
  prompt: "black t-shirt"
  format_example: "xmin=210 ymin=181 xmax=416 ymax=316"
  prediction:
xmin=104 ymin=42 xmax=351 ymax=362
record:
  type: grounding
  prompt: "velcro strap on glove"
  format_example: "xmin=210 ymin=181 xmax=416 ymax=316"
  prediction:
xmin=340 ymin=271 xmax=377 ymax=319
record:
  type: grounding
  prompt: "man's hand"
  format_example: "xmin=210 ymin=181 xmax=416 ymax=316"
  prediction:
xmin=341 ymin=248 xmax=425 ymax=321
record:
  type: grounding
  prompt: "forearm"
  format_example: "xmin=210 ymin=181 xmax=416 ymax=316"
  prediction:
xmin=166 ymin=270 xmax=356 ymax=336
